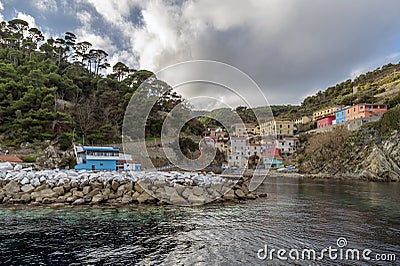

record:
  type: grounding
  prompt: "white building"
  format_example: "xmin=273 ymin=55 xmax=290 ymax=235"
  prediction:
xmin=277 ymin=137 xmax=299 ymax=155
xmin=228 ymin=137 xmax=264 ymax=168
xmin=228 ymin=151 xmax=247 ymax=168
xmin=245 ymin=144 xmax=263 ymax=158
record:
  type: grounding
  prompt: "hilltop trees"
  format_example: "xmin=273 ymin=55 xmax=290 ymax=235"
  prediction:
xmin=0 ymin=18 xmax=185 ymax=149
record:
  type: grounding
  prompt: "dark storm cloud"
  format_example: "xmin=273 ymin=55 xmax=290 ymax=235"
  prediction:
xmin=1 ymin=0 xmax=400 ymax=105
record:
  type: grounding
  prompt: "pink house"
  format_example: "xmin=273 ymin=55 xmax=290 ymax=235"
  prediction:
xmin=317 ymin=115 xmax=335 ymax=128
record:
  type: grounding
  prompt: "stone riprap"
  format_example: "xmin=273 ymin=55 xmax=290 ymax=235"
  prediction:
xmin=0 ymin=170 xmax=264 ymax=206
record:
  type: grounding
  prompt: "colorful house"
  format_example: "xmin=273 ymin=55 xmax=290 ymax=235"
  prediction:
xmin=313 ymin=106 xmax=342 ymax=121
xmin=74 ymin=146 xmax=141 ymax=171
xmin=335 ymin=108 xmax=348 ymax=124
xmin=260 ymin=119 xmax=294 ymax=139
xmin=262 ymin=148 xmax=284 ymax=169
xmin=317 ymin=115 xmax=335 ymax=128
xmin=346 ymin=104 xmax=388 ymax=121
xmin=277 ymin=137 xmax=299 ymax=154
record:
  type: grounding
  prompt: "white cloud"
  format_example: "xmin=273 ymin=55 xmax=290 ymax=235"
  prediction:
xmin=31 ymin=0 xmax=399 ymax=104
xmin=75 ymin=28 xmax=115 ymax=55
xmin=85 ymin=0 xmax=139 ymax=27
xmin=76 ymin=10 xmax=91 ymax=25
xmin=76 ymin=0 xmax=400 ymax=104
xmin=74 ymin=10 xmax=118 ymax=72
xmin=16 ymin=12 xmax=37 ymax=28
xmin=33 ymin=0 xmax=58 ymax=12
xmin=132 ymin=0 xmax=192 ymax=70
xmin=0 ymin=1 xmax=4 ymax=22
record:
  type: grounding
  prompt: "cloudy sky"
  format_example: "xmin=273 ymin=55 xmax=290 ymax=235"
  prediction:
xmin=1 ymin=0 xmax=400 ymax=105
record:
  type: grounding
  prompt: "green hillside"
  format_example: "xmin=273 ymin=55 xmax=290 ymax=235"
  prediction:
xmin=0 ymin=18 xmax=399 ymax=154
xmin=301 ymin=62 xmax=400 ymax=112
xmin=0 ymin=19 xmax=182 ymax=151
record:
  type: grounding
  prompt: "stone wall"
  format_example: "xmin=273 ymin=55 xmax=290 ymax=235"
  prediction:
xmin=0 ymin=170 xmax=264 ymax=206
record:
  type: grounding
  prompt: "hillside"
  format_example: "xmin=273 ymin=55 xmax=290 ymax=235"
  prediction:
xmin=301 ymin=62 xmax=400 ymax=113
xmin=294 ymin=63 xmax=400 ymax=180
xmin=1 ymin=18 xmax=400 ymax=173
xmin=297 ymin=106 xmax=400 ymax=181
xmin=0 ymin=18 xmax=184 ymax=153
xmin=200 ymin=61 xmax=400 ymax=124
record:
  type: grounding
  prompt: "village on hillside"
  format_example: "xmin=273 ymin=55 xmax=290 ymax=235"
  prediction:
xmin=202 ymin=102 xmax=388 ymax=170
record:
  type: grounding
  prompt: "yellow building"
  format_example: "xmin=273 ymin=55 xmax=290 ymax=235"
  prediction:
xmin=260 ymin=119 xmax=294 ymax=137
xmin=250 ymin=125 xmax=261 ymax=135
xmin=313 ymin=106 xmax=341 ymax=121
xmin=215 ymin=141 xmax=229 ymax=156
xmin=293 ymin=116 xmax=312 ymax=125
xmin=231 ymin=123 xmax=256 ymax=136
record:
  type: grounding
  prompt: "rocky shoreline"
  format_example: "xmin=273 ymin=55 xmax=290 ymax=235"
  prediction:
xmin=266 ymin=170 xmax=398 ymax=182
xmin=0 ymin=170 xmax=264 ymax=206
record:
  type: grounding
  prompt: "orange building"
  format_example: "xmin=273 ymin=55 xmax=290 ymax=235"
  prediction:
xmin=346 ymin=104 xmax=388 ymax=121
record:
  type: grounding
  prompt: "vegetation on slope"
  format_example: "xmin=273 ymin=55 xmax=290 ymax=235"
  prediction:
xmin=297 ymin=106 xmax=400 ymax=176
xmin=0 ymin=19 xmax=184 ymax=150
xmin=0 ymin=17 xmax=399 ymax=163
xmin=301 ymin=62 xmax=400 ymax=112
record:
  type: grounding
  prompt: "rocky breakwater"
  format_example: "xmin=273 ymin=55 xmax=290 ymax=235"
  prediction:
xmin=0 ymin=170 xmax=264 ymax=206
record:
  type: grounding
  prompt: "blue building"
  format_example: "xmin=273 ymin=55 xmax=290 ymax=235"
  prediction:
xmin=335 ymin=108 xmax=348 ymax=124
xmin=262 ymin=148 xmax=284 ymax=169
xmin=74 ymin=146 xmax=141 ymax=171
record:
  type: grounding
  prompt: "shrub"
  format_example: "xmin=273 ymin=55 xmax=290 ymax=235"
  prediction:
xmin=379 ymin=105 xmax=400 ymax=139
xmin=20 ymin=155 xmax=36 ymax=163
xmin=58 ymin=133 xmax=73 ymax=150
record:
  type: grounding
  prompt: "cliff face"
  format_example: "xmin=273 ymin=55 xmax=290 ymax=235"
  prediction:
xmin=357 ymin=131 xmax=400 ymax=181
xmin=298 ymin=125 xmax=400 ymax=182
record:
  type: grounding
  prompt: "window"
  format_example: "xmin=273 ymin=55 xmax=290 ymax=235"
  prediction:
xmin=100 ymin=163 xmax=104 ymax=166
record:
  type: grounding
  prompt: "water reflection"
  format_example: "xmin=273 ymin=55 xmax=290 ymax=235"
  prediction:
xmin=0 ymin=177 xmax=398 ymax=265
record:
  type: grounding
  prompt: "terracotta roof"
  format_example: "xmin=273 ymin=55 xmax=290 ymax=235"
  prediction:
xmin=0 ymin=155 xmax=23 ymax=163
xmin=262 ymin=154 xmax=283 ymax=160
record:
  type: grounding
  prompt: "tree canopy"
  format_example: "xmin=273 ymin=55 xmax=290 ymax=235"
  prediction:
xmin=0 ymin=19 xmax=184 ymax=149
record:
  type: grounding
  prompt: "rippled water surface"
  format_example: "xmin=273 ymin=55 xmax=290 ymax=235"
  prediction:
xmin=0 ymin=177 xmax=399 ymax=265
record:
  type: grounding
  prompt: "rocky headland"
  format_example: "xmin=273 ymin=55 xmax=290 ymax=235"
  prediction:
xmin=298 ymin=127 xmax=400 ymax=182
